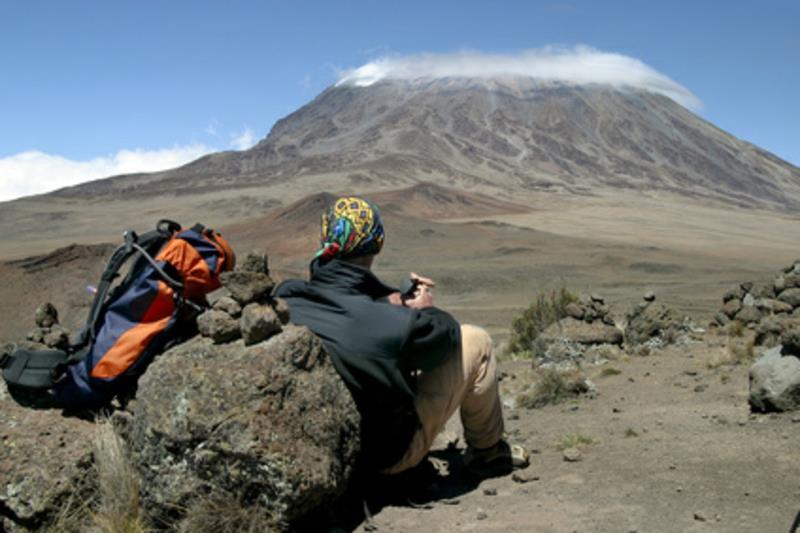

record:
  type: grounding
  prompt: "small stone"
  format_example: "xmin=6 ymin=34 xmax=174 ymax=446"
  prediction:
xmin=220 ymin=271 xmax=275 ymax=305
xmin=272 ymin=297 xmax=291 ymax=324
xmin=562 ymin=447 xmax=582 ymax=462
xmin=476 ymin=511 xmax=488 ymax=520
xmin=26 ymin=327 xmax=46 ymax=344
xmin=212 ymin=296 xmax=242 ymax=318
xmin=241 ymin=303 xmax=282 ymax=346
xmin=512 ymin=471 xmax=540 ymax=483
xmin=693 ymin=511 xmax=708 ymax=522
xmin=643 ymin=291 xmax=656 ymax=302
xmin=197 ymin=310 xmax=241 ymax=344
xmin=590 ymin=293 xmax=605 ymax=304
xmin=441 ymin=498 xmax=460 ymax=505
xmin=612 ymin=407 xmax=622 ymax=413
xmin=237 ymin=250 xmax=269 ymax=274
xmin=565 ymin=303 xmax=584 ymax=320
xmin=693 ymin=384 xmax=707 ymax=393
xmin=483 ymin=488 xmax=497 ymax=496
xmin=43 ymin=326 xmax=70 ymax=350
xmin=791 ymin=415 xmax=800 ymax=423
xmin=676 ymin=486 xmax=683 ymax=493
xmin=34 ymin=302 xmax=59 ymax=328
xmin=722 ymin=299 xmax=742 ymax=318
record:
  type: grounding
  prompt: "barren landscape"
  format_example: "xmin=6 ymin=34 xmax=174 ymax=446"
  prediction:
xmin=2 ymin=77 xmax=800 ymax=532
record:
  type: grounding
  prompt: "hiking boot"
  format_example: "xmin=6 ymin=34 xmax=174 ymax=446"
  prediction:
xmin=463 ymin=439 xmax=529 ymax=477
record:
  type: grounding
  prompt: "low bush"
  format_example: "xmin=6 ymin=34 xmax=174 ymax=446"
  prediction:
xmin=509 ymin=287 xmax=578 ymax=356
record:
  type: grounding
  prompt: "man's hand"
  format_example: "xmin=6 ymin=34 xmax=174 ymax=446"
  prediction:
xmin=404 ymin=283 xmax=434 ymax=309
xmin=410 ymin=272 xmax=435 ymax=289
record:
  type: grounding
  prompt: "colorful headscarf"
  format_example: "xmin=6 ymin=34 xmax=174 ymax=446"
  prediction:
xmin=316 ymin=196 xmax=385 ymax=262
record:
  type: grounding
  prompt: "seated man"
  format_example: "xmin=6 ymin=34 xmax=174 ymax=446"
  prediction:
xmin=274 ymin=196 xmax=527 ymax=476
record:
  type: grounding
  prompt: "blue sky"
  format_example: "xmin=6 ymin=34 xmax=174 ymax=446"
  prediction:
xmin=0 ymin=1 xmax=797 ymax=200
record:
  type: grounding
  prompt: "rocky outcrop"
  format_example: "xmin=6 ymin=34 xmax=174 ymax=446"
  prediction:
xmin=0 ymin=378 xmax=97 ymax=531
xmin=534 ymin=293 xmax=623 ymax=369
xmin=128 ymin=325 xmax=360 ymax=530
xmin=625 ymin=293 xmax=693 ymax=348
xmin=1 ymin=250 xmax=362 ymax=531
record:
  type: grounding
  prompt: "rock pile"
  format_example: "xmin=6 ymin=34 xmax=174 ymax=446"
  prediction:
xmin=715 ymin=260 xmax=800 ymax=347
xmin=1 ymin=250 xmax=362 ymax=532
xmin=24 ymin=302 xmax=70 ymax=350
xmin=197 ymin=251 xmax=290 ymax=346
xmin=625 ymin=293 xmax=694 ymax=349
xmin=715 ymin=262 xmax=800 ymax=327
xmin=536 ymin=294 xmax=623 ymax=369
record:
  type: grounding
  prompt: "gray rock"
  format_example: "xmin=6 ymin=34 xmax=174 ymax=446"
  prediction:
xmin=722 ymin=298 xmax=742 ymax=318
xmin=625 ymin=302 xmax=687 ymax=346
xmin=540 ymin=318 xmax=623 ymax=346
xmin=129 ymin=326 xmax=360 ymax=530
xmin=212 ymin=296 xmax=242 ymax=318
xmin=713 ymin=312 xmax=731 ymax=327
xmin=784 ymin=274 xmax=800 ymax=290
xmin=742 ymin=293 xmax=756 ymax=307
xmin=273 ymin=297 xmax=291 ymax=325
xmin=241 ymin=303 xmax=282 ymax=346
xmin=562 ymin=447 xmax=582 ymax=462
xmin=237 ymin=250 xmax=269 ymax=274
xmin=565 ymin=303 xmax=584 ymax=320
xmin=43 ymin=326 xmax=70 ymax=350
xmin=781 ymin=328 xmax=800 ymax=352
xmin=736 ymin=305 xmax=762 ymax=324
xmin=778 ymin=288 xmax=800 ymax=308
xmin=740 ymin=282 xmax=754 ymax=294
xmin=751 ymin=282 xmax=776 ymax=299
xmin=220 ymin=271 xmax=275 ymax=305
xmin=34 ymin=302 xmax=59 ymax=328
xmin=0 ymin=380 xmax=97 ymax=530
xmin=775 ymin=275 xmax=786 ymax=293
xmin=755 ymin=316 xmax=800 ymax=348
xmin=26 ymin=327 xmax=46 ymax=343
xmin=749 ymin=346 xmax=800 ymax=412
xmin=590 ymin=293 xmax=605 ymax=304
xmin=722 ymin=287 xmax=744 ymax=303
xmin=643 ymin=291 xmax=656 ymax=302
xmin=197 ymin=309 xmax=241 ymax=344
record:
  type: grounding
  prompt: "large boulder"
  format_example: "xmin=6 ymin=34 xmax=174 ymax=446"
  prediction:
xmin=0 ymin=379 xmax=97 ymax=531
xmin=749 ymin=346 xmax=800 ymax=412
xmin=127 ymin=325 xmax=360 ymax=530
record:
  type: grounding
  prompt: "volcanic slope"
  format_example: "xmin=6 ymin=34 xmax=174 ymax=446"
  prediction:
xmin=48 ymin=78 xmax=800 ymax=211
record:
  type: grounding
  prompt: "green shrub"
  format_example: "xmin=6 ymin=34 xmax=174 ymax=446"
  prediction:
xmin=509 ymin=287 xmax=578 ymax=356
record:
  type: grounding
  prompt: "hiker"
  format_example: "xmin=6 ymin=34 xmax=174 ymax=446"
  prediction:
xmin=274 ymin=196 xmax=528 ymax=476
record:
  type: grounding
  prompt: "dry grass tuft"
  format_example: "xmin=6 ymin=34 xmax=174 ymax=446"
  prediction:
xmin=180 ymin=493 xmax=278 ymax=533
xmin=600 ymin=367 xmax=622 ymax=377
xmin=91 ymin=420 xmax=147 ymax=533
xmin=517 ymin=368 xmax=589 ymax=409
xmin=556 ymin=433 xmax=594 ymax=451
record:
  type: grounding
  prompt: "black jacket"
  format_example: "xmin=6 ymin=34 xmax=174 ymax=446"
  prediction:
xmin=274 ymin=259 xmax=461 ymax=468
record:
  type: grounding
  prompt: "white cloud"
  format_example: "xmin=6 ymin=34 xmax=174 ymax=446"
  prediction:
xmin=337 ymin=46 xmax=702 ymax=111
xmin=0 ymin=144 xmax=215 ymax=202
xmin=230 ymin=127 xmax=256 ymax=151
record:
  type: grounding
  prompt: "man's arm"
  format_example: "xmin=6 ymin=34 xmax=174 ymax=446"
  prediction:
xmin=399 ymin=306 xmax=461 ymax=372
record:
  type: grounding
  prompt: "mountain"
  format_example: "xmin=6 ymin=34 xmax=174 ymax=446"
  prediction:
xmin=51 ymin=77 xmax=800 ymax=211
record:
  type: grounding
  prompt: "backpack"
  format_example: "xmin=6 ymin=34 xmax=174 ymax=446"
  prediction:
xmin=0 ymin=219 xmax=235 ymax=408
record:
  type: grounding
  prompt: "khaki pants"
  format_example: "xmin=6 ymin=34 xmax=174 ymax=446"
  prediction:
xmin=384 ymin=324 xmax=505 ymax=474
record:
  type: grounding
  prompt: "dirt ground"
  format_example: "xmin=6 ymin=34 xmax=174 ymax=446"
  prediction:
xmin=1 ymin=190 xmax=799 ymax=532
xmin=351 ymin=336 xmax=800 ymax=533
